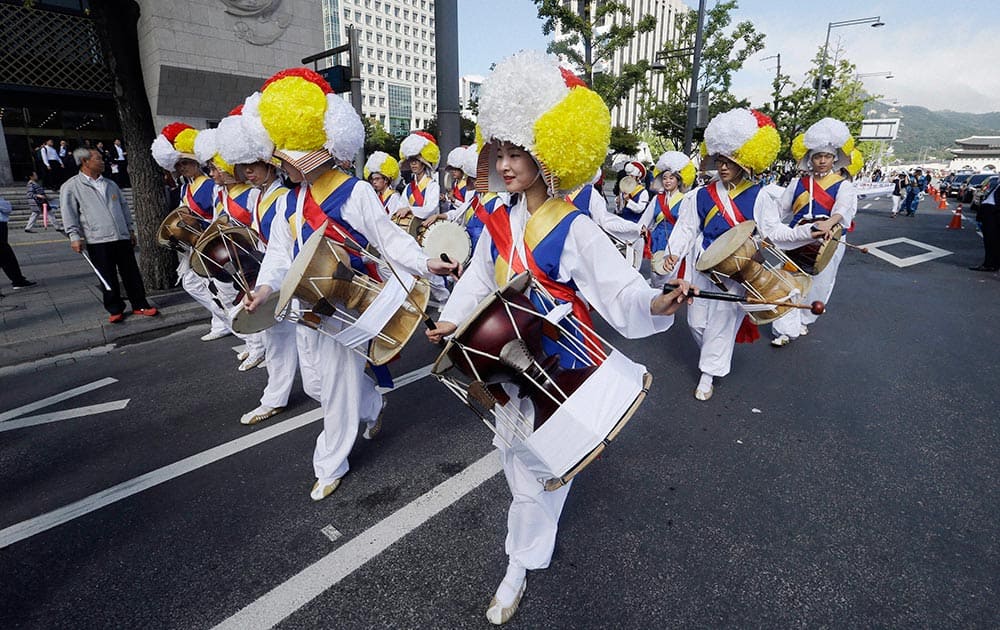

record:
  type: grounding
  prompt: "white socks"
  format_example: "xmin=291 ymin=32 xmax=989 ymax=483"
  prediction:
xmin=697 ymin=373 xmax=714 ymax=392
xmin=493 ymin=564 xmax=526 ymax=607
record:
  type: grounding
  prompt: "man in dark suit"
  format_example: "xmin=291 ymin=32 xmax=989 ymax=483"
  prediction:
xmin=970 ymin=176 xmax=1000 ymax=272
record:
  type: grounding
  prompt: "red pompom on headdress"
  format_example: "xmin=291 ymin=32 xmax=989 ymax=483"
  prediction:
xmin=751 ymin=109 xmax=775 ymax=129
xmin=559 ymin=67 xmax=587 ymax=89
xmin=161 ymin=122 xmax=194 ymax=144
xmin=261 ymin=67 xmax=333 ymax=94
xmin=228 ymin=104 xmax=244 ymax=116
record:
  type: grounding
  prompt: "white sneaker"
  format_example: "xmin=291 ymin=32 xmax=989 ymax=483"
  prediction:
xmin=238 ymin=353 xmax=265 ymax=371
xmin=799 ymin=325 xmax=809 ymax=336
xmin=200 ymin=330 xmax=231 ymax=342
xmin=236 ymin=350 xmax=250 ymax=361
xmin=240 ymin=405 xmax=283 ymax=425
xmin=310 ymin=478 xmax=341 ymax=501
xmin=771 ymin=334 xmax=790 ymax=347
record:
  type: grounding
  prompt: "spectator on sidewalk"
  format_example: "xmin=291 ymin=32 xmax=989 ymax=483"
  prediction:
xmin=0 ymin=196 xmax=37 ymax=290
xmin=969 ymin=176 xmax=1000 ymax=272
xmin=891 ymin=171 xmax=904 ymax=217
xmin=60 ymin=148 xmax=158 ymax=323
xmin=40 ymin=139 xmax=64 ymax=189
xmin=24 ymin=171 xmax=64 ymax=232
xmin=112 ymin=138 xmax=130 ymax=188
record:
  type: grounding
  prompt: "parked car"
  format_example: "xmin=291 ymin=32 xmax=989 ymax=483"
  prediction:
xmin=959 ymin=173 xmax=994 ymax=204
xmin=946 ymin=172 xmax=974 ymax=198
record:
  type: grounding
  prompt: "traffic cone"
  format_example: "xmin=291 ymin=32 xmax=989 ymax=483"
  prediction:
xmin=937 ymin=195 xmax=947 ymax=209
xmin=947 ymin=204 xmax=963 ymax=229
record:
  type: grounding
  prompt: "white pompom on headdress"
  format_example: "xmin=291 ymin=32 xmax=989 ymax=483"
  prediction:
xmin=399 ymin=131 xmax=440 ymax=169
xmin=462 ymin=146 xmax=479 ymax=178
xmin=653 ymin=151 xmax=697 ymax=190
xmin=363 ymin=151 xmax=400 ymax=181
xmin=217 ymin=106 xmax=274 ymax=167
xmin=700 ymin=108 xmax=781 ymax=175
xmin=796 ymin=117 xmax=855 ymax=172
xmin=193 ymin=128 xmax=218 ymax=166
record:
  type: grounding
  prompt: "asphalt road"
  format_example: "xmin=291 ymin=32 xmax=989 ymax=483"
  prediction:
xmin=1 ymin=195 xmax=997 ymax=629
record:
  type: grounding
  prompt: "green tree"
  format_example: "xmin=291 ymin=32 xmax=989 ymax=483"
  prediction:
xmin=609 ymin=126 xmax=640 ymax=155
xmin=363 ymin=117 xmax=401 ymax=157
xmin=533 ymin=0 xmax=656 ymax=110
xmin=424 ymin=115 xmax=476 ymax=147
xmin=643 ymin=0 xmax=765 ymax=149
xmin=758 ymin=44 xmax=877 ymax=161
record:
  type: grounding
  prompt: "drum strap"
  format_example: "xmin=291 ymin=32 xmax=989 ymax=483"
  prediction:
xmin=704 ymin=180 xmax=749 ymax=228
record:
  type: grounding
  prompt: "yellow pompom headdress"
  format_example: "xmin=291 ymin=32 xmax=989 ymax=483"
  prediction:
xmin=244 ymin=67 xmax=364 ymax=175
xmin=653 ymin=151 xmax=697 ymax=190
xmin=151 ymin=122 xmax=199 ymax=170
xmin=475 ymin=50 xmax=611 ymax=194
xmin=400 ymin=131 xmax=441 ymax=170
xmin=700 ymin=108 xmax=780 ymax=176
xmin=845 ymin=148 xmax=864 ymax=178
xmin=792 ymin=117 xmax=855 ymax=172
xmin=363 ymin=151 xmax=401 ymax=182
xmin=194 ymin=127 xmax=240 ymax=183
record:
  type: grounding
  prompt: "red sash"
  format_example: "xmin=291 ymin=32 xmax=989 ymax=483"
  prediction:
xmin=408 ymin=178 xmax=425 ymax=207
xmin=657 ymin=193 xmax=678 ymax=226
xmin=225 ymin=192 xmax=253 ymax=227
xmin=483 ymin=205 xmax=602 ymax=361
xmin=186 ymin=184 xmax=212 ymax=221
xmin=705 ymin=183 xmax=747 ymax=227
xmin=800 ymin=176 xmax=837 ymax=213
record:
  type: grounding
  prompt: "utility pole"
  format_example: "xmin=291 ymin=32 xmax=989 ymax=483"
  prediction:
xmin=762 ymin=53 xmax=781 ymax=113
xmin=434 ymin=0 xmax=460 ymax=187
xmin=348 ymin=26 xmax=363 ymax=177
xmin=682 ymin=0 xmax=707 ymax=155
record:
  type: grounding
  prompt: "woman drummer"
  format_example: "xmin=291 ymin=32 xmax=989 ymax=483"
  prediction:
xmin=642 ymin=151 xmax=697 ymax=288
xmin=364 ymin=151 xmax=402 ymax=214
xmin=425 ymin=51 xmax=693 ymax=626
xmin=664 ymin=108 xmax=782 ymax=401
xmin=762 ymin=118 xmax=857 ymax=347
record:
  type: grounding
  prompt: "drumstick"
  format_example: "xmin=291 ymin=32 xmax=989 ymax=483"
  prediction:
xmin=664 ymin=285 xmax=826 ymax=315
xmin=439 ymin=253 xmax=462 ymax=279
xmin=828 ymin=237 xmax=869 ymax=254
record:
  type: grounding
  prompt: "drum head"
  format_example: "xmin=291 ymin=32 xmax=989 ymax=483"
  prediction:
xmin=811 ymin=223 xmax=843 ymax=275
xmin=232 ymin=292 xmax=280 ymax=334
xmin=275 ymin=222 xmax=349 ymax=318
xmin=190 ymin=217 xmax=232 ymax=277
xmin=156 ymin=206 xmax=201 ymax=250
xmin=369 ymin=278 xmax=431 ymax=366
xmin=620 ymin=175 xmax=640 ymax=195
xmin=422 ymin=221 xmax=472 ymax=266
xmin=695 ymin=220 xmax=757 ymax=272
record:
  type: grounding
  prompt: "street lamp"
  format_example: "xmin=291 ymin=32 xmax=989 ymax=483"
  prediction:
xmin=815 ymin=16 xmax=885 ymax=102
xmin=856 ymin=71 xmax=893 ymax=80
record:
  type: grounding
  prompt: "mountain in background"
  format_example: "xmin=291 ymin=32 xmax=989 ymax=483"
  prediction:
xmin=864 ymin=102 xmax=1000 ymax=162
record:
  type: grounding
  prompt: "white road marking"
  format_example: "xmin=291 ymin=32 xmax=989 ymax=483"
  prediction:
xmin=320 ymin=525 xmax=342 ymax=543
xmin=0 ymin=400 xmax=130 ymax=433
xmin=859 ymin=237 xmax=953 ymax=268
xmin=0 ymin=377 xmax=118 ymax=422
xmin=0 ymin=364 xmax=434 ymax=549
xmin=213 ymin=452 xmax=502 ymax=630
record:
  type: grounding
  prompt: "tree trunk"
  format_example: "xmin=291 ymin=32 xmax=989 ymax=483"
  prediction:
xmin=89 ymin=0 xmax=176 ymax=290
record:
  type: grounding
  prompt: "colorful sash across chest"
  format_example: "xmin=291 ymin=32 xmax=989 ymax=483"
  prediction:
xmin=406 ymin=175 xmax=430 ymax=208
xmin=650 ymin=192 xmax=684 ymax=253
xmin=184 ymin=176 xmax=215 ymax=225
xmin=789 ymin=173 xmax=844 ymax=226
xmin=255 ymin=182 xmax=288 ymax=244
xmin=465 ymin=192 xmax=503 ymax=249
xmin=288 ymin=170 xmax=379 ymax=279
xmin=482 ymin=198 xmax=601 ymax=367
xmin=620 ymin=186 xmax=645 ymax=223
xmin=378 ymin=189 xmax=395 ymax=212
xmin=697 ymin=180 xmax=758 ymax=250
xmin=218 ymin=183 xmax=254 ymax=227
xmin=565 ymin=185 xmax=593 ymax=216
xmin=451 ymin=179 xmax=467 ymax=205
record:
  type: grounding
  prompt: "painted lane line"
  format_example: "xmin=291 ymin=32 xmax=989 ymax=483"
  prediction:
xmin=0 ymin=364 xmax=433 ymax=549
xmin=0 ymin=408 xmax=321 ymax=549
xmin=213 ymin=451 xmax=502 ymax=630
xmin=0 ymin=400 xmax=130 ymax=433
xmin=859 ymin=237 xmax=952 ymax=268
xmin=0 ymin=377 xmax=118 ymax=422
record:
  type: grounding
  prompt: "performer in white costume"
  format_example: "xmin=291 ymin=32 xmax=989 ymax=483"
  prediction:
xmin=643 ymin=151 xmax=698 ymax=289
xmin=425 ymin=51 xmax=692 ymax=625
xmin=242 ymin=68 xmax=457 ymax=500
xmin=363 ymin=151 xmax=402 ymax=215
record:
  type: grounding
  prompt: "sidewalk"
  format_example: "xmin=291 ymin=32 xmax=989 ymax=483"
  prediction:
xmin=1 ymin=226 xmax=210 ymax=369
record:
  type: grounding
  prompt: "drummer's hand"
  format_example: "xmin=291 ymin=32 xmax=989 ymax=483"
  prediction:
xmin=427 ymin=257 xmax=461 ymax=279
xmin=393 ymin=207 xmax=412 ymax=219
xmin=664 ymin=253 xmax=679 ymax=273
xmin=426 ymin=321 xmax=457 ymax=344
xmin=243 ymin=285 xmax=273 ymax=313
xmin=422 ymin=213 xmax=445 ymax=228
xmin=810 ymin=218 xmax=836 ymax=240
xmin=651 ymin=278 xmax=696 ymax=316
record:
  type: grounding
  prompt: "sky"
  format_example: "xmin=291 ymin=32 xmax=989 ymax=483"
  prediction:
xmin=457 ymin=0 xmax=1000 ymax=114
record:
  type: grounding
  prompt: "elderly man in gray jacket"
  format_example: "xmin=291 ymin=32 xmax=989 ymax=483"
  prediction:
xmin=61 ymin=147 xmax=157 ymax=323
